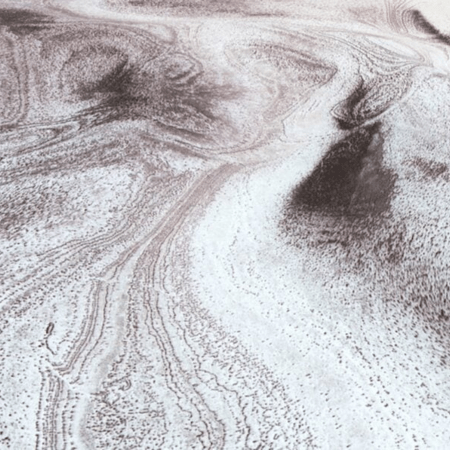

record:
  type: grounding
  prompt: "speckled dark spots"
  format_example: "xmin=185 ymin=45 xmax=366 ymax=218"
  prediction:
xmin=56 ymin=35 xmax=236 ymax=138
xmin=409 ymin=157 xmax=449 ymax=181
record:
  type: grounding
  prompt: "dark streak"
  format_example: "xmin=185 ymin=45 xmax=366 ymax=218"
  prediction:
xmin=0 ymin=8 xmax=53 ymax=35
xmin=291 ymin=122 xmax=396 ymax=217
xmin=46 ymin=322 xmax=55 ymax=336
xmin=332 ymin=69 xmax=410 ymax=131
xmin=333 ymin=78 xmax=369 ymax=129
xmin=0 ymin=8 xmax=53 ymax=24
xmin=410 ymin=9 xmax=450 ymax=46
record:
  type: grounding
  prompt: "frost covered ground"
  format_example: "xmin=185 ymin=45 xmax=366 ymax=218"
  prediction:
xmin=2 ymin=1 xmax=450 ymax=448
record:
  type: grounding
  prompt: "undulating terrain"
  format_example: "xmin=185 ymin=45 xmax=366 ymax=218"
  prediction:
xmin=2 ymin=1 xmax=450 ymax=448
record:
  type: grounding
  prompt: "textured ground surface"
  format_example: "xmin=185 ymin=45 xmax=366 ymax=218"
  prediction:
xmin=2 ymin=1 xmax=450 ymax=449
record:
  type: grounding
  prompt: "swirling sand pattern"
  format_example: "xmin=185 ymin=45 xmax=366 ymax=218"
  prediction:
xmin=2 ymin=1 xmax=450 ymax=449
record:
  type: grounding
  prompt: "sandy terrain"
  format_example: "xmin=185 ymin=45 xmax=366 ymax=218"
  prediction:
xmin=1 ymin=1 xmax=450 ymax=448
